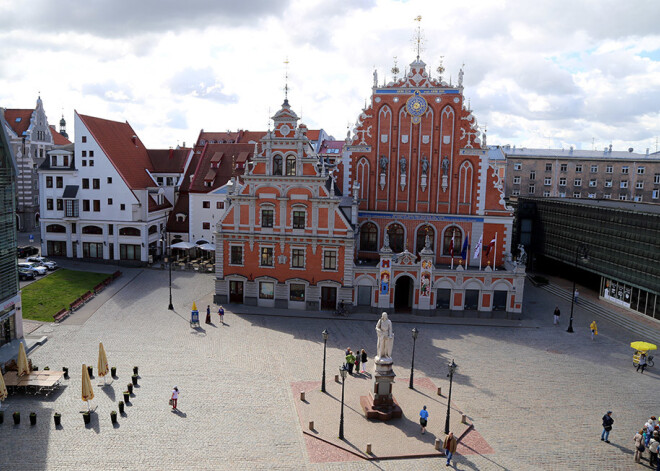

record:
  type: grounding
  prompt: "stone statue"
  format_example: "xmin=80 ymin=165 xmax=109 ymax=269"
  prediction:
xmin=373 ymin=69 xmax=378 ymax=87
xmin=517 ymin=244 xmax=527 ymax=265
xmin=375 ymin=312 xmax=394 ymax=360
xmin=441 ymin=157 xmax=449 ymax=175
xmin=458 ymin=65 xmax=464 ymax=87
xmin=399 ymin=156 xmax=407 ymax=174
xmin=425 ymin=234 xmax=431 ymax=249
xmin=421 ymin=156 xmax=429 ymax=175
xmin=379 ymin=155 xmax=389 ymax=172
xmin=383 ymin=232 xmax=390 ymax=248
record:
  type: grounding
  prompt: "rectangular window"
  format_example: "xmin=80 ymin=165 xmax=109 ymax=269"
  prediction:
xmin=619 ymin=194 xmax=627 ymax=200
xmin=560 ymin=163 xmax=567 ymax=172
xmin=573 ymin=192 xmax=581 ymax=198
xmin=292 ymin=210 xmax=305 ymax=229
xmin=202 ymin=201 xmax=210 ymax=209
xmin=603 ymin=194 xmax=611 ymax=199
xmin=291 ymin=248 xmax=305 ymax=268
xmin=260 ymin=247 xmax=273 ymax=267
xmin=528 ymin=185 xmax=535 ymax=194
xmin=636 ymin=182 xmax=644 ymax=189
xmin=108 ymin=224 xmax=113 ymax=235
xmin=512 ymin=189 xmax=520 ymax=196
xmin=107 ymin=177 xmax=112 ymax=184
xmin=120 ymin=204 xmax=125 ymax=210
xmin=46 ymin=199 xmax=53 ymax=210
xmin=590 ymin=165 xmax=598 ymax=173
xmin=83 ymin=200 xmax=90 ymax=211
xmin=51 ymin=155 xmax=56 ymax=166
xmin=545 ymin=163 xmax=552 ymax=171
xmin=559 ymin=177 xmax=566 ymax=186
xmin=654 ymin=174 xmax=660 ymax=184
xmin=261 ymin=209 xmax=274 ymax=228
xmin=156 ymin=177 xmax=163 ymax=186
xmin=82 ymin=136 xmax=87 ymax=143
xmin=575 ymin=164 xmax=582 ymax=172
xmin=216 ymin=201 xmax=224 ymax=209
xmin=82 ymin=178 xmax=90 ymax=189
xmin=56 ymin=176 xmax=63 ymax=188
xmin=107 ymin=198 xmax=113 ymax=205
xmin=56 ymin=199 xmax=63 ymax=211
xmin=89 ymin=151 xmax=94 ymax=157
xmin=230 ymin=246 xmax=243 ymax=265
xmin=289 ymin=283 xmax=305 ymax=302
xmin=543 ymin=191 xmax=551 ymax=197
xmin=82 ymin=160 xmax=87 ymax=167
xmin=259 ymin=282 xmax=274 ymax=299
xmin=513 ymin=176 xmax=521 ymax=184
xmin=544 ymin=177 xmax=551 ymax=186
xmin=513 ymin=163 xmax=522 ymax=170
xmin=637 ymin=166 xmax=645 ymax=174
xmin=93 ymin=178 xmax=100 ymax=189
xmin=119 ymin=244 xmax=140 ymax=260
xmin=574 ymin=178 xmax=582 ymax=186
xmin=605 ymin=180 xmax=612 ymax=187
xmin=82 ymin=150 xmax=87 ymax=157
xmin=202 ymin=222 xmax=210 ymax=230
xmin=529 ymin=171 xmax=536 ymax=180
xmin=323 ymin=250 xmax=337 ymax=270
xmin=65 ymin=199 xmax=79 ymax=217
xmin=93 ymin=200 xmax=100 ymax=212
xmin=83 ymin=242 xmax=104 ymax=259
xmin=620 ymin=181 xmax=628 ymax=188
xmin=622 ymin=166 xmax=629 ymax=174
xmin=46 ymin=176 xmax=53 ymax=188
xmin=653 ymin=189 xmax=659 ymax=199
xmin=589 ymin=179 xmax=597 ymax=187
xmin=588 ymin=193 xmax=596 ymax=198
xmin=606 ymin=165 xmax=613 ymax=173
xmin=634 ymin=195 xmax=643 ymax=202
xmin=89 ymin=160 xmax=94 ymax=166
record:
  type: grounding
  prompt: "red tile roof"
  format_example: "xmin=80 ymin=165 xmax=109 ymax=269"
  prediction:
xmin=148 ymin=194 xmax=173 ymax=212
xmin=147 ymin=148 xmax=191 ymax=174
xmin=77 ymin=112 xmax=155 ymax=190
xmin=189 ymin=143 xmax=254 ymax=193
xmin=319 ymin=139 xmax=344 ymax=154
xmin=237 ymin=131 xmax=266 ymax=144
xmin=4 ymin=109 xmax=33 ymax=137
xmin=166 ymin=192 xmax=189 ymax=233
xmin=49 ymin=126 xmax=71 ymax=145
xmin=306 ymin=129 xmax=321 ymax=140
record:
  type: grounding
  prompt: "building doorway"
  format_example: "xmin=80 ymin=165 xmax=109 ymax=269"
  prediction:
xmin=394 ymin=276 xmax=414 ymax=312
xmin=464 ymin=289 xmax=479 ymax=310
xmin=493 ymin=290 xmax=507 ymax=311
xmin=321 ymin=287 xmax=337 ymax=310
xmin=229 ymin=280 xmax=244 ymax=304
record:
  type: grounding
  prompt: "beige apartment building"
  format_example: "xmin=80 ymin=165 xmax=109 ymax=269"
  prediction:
xmin=502 ymin=146 xmax=660 ymax=202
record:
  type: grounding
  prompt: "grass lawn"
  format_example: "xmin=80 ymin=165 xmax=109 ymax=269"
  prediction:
xmin=21 ymin=269 xmax=110 ymax=322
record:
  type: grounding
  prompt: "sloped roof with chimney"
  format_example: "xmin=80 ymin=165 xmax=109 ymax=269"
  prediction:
xmin=49 ymin=125 xmax=71 ymax=145
xmin=189 ymin=143 xmax=254 ymax=193
xmin=147 ymin=148 xmax=191 ymax=173
xmin=4 ymin=109 xmax=33 ymax=137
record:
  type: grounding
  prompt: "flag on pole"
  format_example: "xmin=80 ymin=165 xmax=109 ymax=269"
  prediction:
xmin=473 ymin=235 xmax=483 ymax=259
xmin=461 ymin=235 xmax=469 ymax=260
xmin=449 ymin=237 xmax=454 ymax=257
xmin=485 ymin=235 xmax=496 ymax=256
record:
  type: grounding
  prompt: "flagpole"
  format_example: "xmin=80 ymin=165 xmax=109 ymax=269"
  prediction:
xmin=492 ymin=232 xmax=497 ymax=269
xmin=467 ymin=232 xmax=470 ymax=270
xmin=479 ymin=233 xmax=482 ymax=271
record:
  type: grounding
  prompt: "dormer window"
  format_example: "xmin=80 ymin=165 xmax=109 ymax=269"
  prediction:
xmin=51 ymin=156 xmax=56 ymax=166
xmin=286 ymin=156 xmax=296 ymax=176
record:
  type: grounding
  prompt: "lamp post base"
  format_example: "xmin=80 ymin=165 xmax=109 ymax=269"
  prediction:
xmin=168 ymin=303 xmax=174 ymax=310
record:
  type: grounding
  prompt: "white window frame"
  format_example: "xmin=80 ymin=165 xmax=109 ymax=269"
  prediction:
xmin=229 ymin=244 xmax=244 ymax=266
xmin=606 ymin=165 xmax=613 ymax=173
xmin=573 ymin=192 xmax=581 ymax=198
xmin=588 ymin=193 xmax=596 ymax=198
xmin=619 ymin=194 xmax=627 ymax=200
xmin=620 ymin=181 xmax=628 ymax=189
xmin=544 ymin=177 xmax=551 ymax=186
xmin=590 ymin=165 xmax=598 ymax=173
xmin=603 ymin=193 xmax=611 ymax=199
xmin=259 ymin=245 xmax=275 ymax=268
xmin=654 ymin=174 xmax=660 ymax=184
xmin=513 ymin=176 xmax=521 ymax=184
xmin=528 ymin=184 xmax=535 ymax=194
xmin=290 ymin=246 xmax=306 ymax=269
xmin=291 ymin=205 xmax=307 ymax=230
xmin=559 ymin=177 xmax=567 ymax=186
xmin=605 ymin=180 xmax=612 ymax=188
xmin=260 ymin=204 xmax=275 ymax=229
xmin=637 ymin=166 xmax=645 ymax=174
xmin=622 ymin=166 xmax=629 ymax=174
xmin=589 ymin=179 xmax=597 ymax=187
xmin=652 ymin=189 xmax=659 ymax=199
xmin=542 ymin=191 xmax=551 ymax=197
xmin=322 ymin=249 xmax=338 ymax=271
xmin=636 ymin=181 xmax=644 ymax=189
xmin=513 ymin=163 xmax=522 ymax=171
xmin=634 ymin=195 xmax=643 ymax=202
xmin=574 ymin=178 xmax=582 ymax=186
xmin=511 ymin=189 xmax=520 ymax=196
xmin=575 ymin=164 xmax=582 ymax=172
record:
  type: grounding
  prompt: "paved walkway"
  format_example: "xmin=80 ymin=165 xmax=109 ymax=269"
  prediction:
xmin=0 ymin=267 xmax=659 ymax=470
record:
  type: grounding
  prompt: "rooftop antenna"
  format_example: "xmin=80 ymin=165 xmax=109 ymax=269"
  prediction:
xmin=267 ymin=107 xmax=271 ymax=131
xmin=592 ymin=137 xmax=595 ymax=151
xmin=283 ymin=57 xmax=290 ymax=105
xmin=414 ymin=15 xmax=423 ymax=61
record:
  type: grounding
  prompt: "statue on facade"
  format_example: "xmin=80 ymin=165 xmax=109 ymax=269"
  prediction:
xmin=375 ymin=312 xmax=394 ymax=360
xmin=441 ymin=156 xmax=449 ymax=175
xmin=458 ymin=65 xmax=464 ymax=87
xmin=517 ymin=244 xmax=527 ymax=265
xmin=373 ymin=69 xmax=378 ymax=87
xmin=379 ymin=155 xmax=389 ymax=172
xmin=425 ymin=234 xmax=431 ymax=249
xmin=421 ymin=156 xmax=429 ymax=175
xmin=399 ymin=156 xmax=407 ymax=174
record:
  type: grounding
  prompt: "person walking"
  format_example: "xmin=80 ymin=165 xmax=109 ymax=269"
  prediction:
xmin=218 ymin=306 xmax=224 ymax=325
xmin=638 ymin=353 xmax=648 ymax=373
xmin=345 ymin=350 xmax=356 ymax=375
xmin=355 ymin=348 xmax=361 ymax=374
xmin=205 ymin=305 xmax=211 ymax=324
xmin=419 ymin=405 xmax=429 ymax=434
xmin=171 ymin=386 xmax=179 ymax=410
xmin=553 ymin=306 xmax=561 ymax=325
xmin=601 ymin=411 xmax=613 ymax=443
xmin=443 ymin=431 xmax=458 ymax=466
xmin=649 ymin=433 xmax=659 ymax=467
xmin=590 ymin=321 xmax=598 ymax=340
xmin=634 ymin=429 xmax=645 ymax=463
xmin=360 ymin=349 xmax=368 ymax=373
xmin=574 ymin=288 xmax=580 ymax=304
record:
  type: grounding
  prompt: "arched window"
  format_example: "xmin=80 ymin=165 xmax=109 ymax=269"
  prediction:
xmin=46 ymin=224 xmax=66 ymax=233
xmin=285 ymin=155 xmax=296 ymax=176
xmin=359 ymin=222 xmax=378 ymax=252
xmin=273 ymin=155 xmax=283 ymax=175
xmin=119 ymin=226 xmax=141 ymax=236
xmin=442 ymin=226 xmax=462 ymax=255
xmin=416 ymin=225 xmax=434 ymax=253
xmin=148 ymin=225 xmax=158 ymax=235
xmin=387 ymin=223 xmax=405 ymax=253
xmin=82 ymin=225 xmax=103 ymax=234
xmin=356 ymin=158 xmax=369 ymax=205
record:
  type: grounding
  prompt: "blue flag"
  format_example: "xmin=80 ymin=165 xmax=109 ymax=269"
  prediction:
xmin=461 ymin=235 xmax=469 ymax=260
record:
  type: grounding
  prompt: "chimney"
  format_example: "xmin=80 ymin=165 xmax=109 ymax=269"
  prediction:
xmin=569 ymin=146 xmax=573 ymax=154
xmin=609 ymin=144 xmax=612 ymax=153
xmin=628 ymin=148 xmax=633 ymax=153
xmin=646 ymin=148 xmax=650 ymax=156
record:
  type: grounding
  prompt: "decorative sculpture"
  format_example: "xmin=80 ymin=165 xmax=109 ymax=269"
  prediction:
xmin=375 ymin=312 xmax=394 ymax=360
xmin=442 ymin=157 xmax=449 ymax=175
xmin=421 ymin=156 xmax=429 ymax=175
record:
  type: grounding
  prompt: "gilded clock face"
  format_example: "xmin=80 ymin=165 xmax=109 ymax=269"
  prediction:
xmin=406 ymin=92 xmax=427 ymax=124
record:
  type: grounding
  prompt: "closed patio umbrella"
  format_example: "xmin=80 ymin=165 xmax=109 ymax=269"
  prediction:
xmin=97 ymin=342 xmax=109 ymax=385
xmin=81 ymin=364 xmax=94 ymax=410
xmin=17 ymin=342 xmax=30 ymax=377
xmin=0 ymin=371 xmax=7 ymax=402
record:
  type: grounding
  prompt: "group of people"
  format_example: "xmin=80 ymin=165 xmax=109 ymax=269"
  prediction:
xmin=552 ymin=305 xmax=598 ymax=339
xmin=419 ymin=406 xmax=458 ymax=466
xmin=205 ymin=305 xmax=224 ymax=325
xmin=344 ymin=348 xmax=368 ymax=375
xmin=634 ymin=416 xmax=660 ymax=468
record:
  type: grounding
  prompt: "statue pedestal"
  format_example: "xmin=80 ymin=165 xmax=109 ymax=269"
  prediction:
xmin=360 ymin=357 xmax=402 ymax=421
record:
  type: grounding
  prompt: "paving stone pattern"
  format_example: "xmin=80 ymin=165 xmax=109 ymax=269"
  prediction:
xmin=0 ymin=269 xmax=658 ymax=470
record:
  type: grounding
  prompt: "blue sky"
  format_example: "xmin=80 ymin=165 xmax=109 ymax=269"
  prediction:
xmin=0 ymin=0 xmax=658 ymax=153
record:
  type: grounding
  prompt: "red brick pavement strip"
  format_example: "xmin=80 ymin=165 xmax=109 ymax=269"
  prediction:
xmin=292 ymin=376 xmax=488 ymax=463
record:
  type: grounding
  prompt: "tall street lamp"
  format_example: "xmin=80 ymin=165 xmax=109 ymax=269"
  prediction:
xmin=444 ymin=359 xmax=457 ymax=434
xmin=567 ymin=243 xmax=588 ymax=333
xmin=409 ymin=327 xmax=419 ymax=389
xmin=338 ymin=365 xmax=347 ymax=440
xmin=161 ymin=231 xmax=174 ymax=310
xmin=321 ymin=329 xmax=329 ymax=393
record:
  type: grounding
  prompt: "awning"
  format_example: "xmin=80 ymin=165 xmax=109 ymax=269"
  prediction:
xmin=62 ymin=185 xmax=79 ymax=198
xmin=171 ymin=241 xmax=196 ymax=250
xmin=199 ymin=243 xmax=215 ymax=252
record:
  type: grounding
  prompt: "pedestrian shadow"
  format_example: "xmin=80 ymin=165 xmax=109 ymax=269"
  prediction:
xmin=205 ymin=322 xmax=218 ymax=328
xmin=190 ymin=326 xmax=206 ymax=336
xmin=172 ymin=408 xmax=187 ymax=418
xmin=607 ymin=442 xmax=633 ymax=456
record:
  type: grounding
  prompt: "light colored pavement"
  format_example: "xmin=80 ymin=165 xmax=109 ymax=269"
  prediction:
xmin=0 ymin=266 xmax=659 ymax=470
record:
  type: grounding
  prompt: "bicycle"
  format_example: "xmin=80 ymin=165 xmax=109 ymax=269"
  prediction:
xmin=334 ymin=304 xmax=348 ymax=317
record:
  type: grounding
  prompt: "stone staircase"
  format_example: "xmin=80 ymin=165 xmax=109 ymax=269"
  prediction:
xmin=539 ymin=281 xmax=660 ymax=346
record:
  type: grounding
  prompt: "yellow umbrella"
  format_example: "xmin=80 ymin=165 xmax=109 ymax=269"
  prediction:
xmin=97 ymin=342 xmax=109 ymax=384
xmin=17 ymin=342 xmax=30 ymax=377
xmin=631 ymin=341 xmax=657 ymax=352
xmin=0 ymin=371 xmax=8 ymax=402
xmin=81 ymin=364 xmax=94 ymax=410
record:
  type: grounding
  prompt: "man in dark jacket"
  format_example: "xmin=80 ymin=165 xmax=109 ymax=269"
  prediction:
xmin=601 ymin=411 xmax=614 ymax=443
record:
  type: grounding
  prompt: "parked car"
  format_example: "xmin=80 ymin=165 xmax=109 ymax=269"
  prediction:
xmin=26 ymin=256 xmax=58 ymax=270
xmin=18 ymin=262 xmax=47 ymax=276
xmin=17 ymin=246 xmax=39 ymax=258
xmin=18 ymin=267 xmax=36 ymax=281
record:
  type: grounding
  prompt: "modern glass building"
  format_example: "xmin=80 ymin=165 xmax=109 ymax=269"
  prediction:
xmin=516 ymin=197 xmax=660 ymax=320
xmin=0 ymin=110 xmax=22 ymax=346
